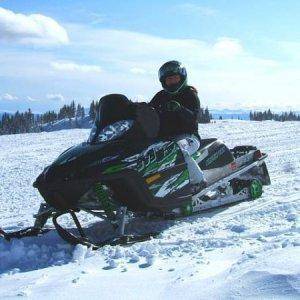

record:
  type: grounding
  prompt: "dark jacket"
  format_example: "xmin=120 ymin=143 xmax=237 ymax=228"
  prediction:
xmin=149 ymin=86 xmax=200 ymax=138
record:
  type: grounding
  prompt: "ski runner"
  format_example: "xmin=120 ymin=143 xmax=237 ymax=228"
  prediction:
xmin=149 ymin=60 xmax=207 ymax=190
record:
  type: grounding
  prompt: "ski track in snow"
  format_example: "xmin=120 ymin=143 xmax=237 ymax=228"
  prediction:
xmin=0 ymin=120 xmax=299 ymax=299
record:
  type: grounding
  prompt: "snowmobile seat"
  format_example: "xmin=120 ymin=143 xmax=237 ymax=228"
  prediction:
xmin=199 ymin=139 xmax=235 ymax=170
xmin=199 ymin=138 xmax=218 ymax=149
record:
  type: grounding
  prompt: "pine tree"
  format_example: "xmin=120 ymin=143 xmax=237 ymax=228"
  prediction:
xmin=81 ymin=106 xmax=85 ymax=118
xmin=70 ymin=100 xmax=76 ymax=119
xmin=204 ymin=107 xmax=210 ymax=123
xmin=76 ymin=104 xmax=82 ymax=119
xmin=250 ymin=111 xmax=253 ymax=120
xmin=89 ymin=101 xmax=96 ymax=120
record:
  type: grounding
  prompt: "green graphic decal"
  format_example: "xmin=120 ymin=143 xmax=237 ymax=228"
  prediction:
xmin=249 ymin=179 xmax=263 ymax=199
xmin=181 ymin=202 xmax=193 ymax=216
xmin=154 ymin=169 xmax=190 ymax=197
xmin=192 ymin=150 xmax=202 ymax=160
xmin=172 ymin=169 xmax=189 ymax=189
xmin=142 ymin=152 xmax=177 ymax=175
xmin=103 ymin=163 xmax=126 ymax=174
xmin=139 ymin=143 xmax=180 ymax=176
xmin=149 ymin=182 xmax=163 ymax=195
xmin=102 ymin=143 xmax=182 ymax=190
xmin=94 ymin=183 xmax=115 ymax=220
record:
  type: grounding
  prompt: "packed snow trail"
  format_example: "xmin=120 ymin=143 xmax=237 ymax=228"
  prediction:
xmin=0 ymin=120 xmax=299 ymax=299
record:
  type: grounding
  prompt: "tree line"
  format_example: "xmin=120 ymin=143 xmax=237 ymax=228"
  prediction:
xmin=250 ymin=109 xmax=300 ymax=121
xmin=0 ymin=99 xmax=211 ymax=135
xmin=0 ymin=101 xmax=86 ymax=135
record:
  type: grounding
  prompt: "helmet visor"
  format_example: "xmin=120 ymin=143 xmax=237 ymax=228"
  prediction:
xmin=159 ymin=65 xmax=186 ymax=82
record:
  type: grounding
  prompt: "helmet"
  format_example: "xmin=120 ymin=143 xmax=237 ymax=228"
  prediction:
xmin=158 ymin=60 xmax=187 ymax=94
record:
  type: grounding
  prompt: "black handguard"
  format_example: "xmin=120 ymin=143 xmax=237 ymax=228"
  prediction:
xmin=178 ymin=105 xmax=199 ymax=123
xmin=162 ymin=100 xmax=198 ymax=124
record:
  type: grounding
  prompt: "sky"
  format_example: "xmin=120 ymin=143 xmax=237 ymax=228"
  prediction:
xmin=0 ymin=0 xmax=299 ymax=113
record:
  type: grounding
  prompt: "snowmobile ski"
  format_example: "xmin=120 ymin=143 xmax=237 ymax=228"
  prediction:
xmin=0 ymin=227 xmax=50 ymax=241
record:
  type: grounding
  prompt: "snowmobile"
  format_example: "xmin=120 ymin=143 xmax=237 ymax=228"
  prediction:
xmin=0 ymin=94 xmax=271 ymax=249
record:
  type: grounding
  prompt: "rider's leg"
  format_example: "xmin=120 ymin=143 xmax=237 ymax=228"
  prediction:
xmin=181 ymin=148 xmax=205 ymax=184
xmin=176 ymin=136 xmax=206 ymax=186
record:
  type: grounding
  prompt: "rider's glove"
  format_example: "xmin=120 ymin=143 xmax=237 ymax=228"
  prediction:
xmin=165 ymin=101 xmax=181 ymax=112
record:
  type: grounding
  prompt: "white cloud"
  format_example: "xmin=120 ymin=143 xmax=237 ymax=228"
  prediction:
xmin=1 ymin=24 xmax=298 ymax=110
xmin=0 ymin=7 xmax=69 ymax=45
xmin=1 ymin=93 xmax=18 ymax=101
xmin=70 ymin=26 xmax=250 ymax=71
xmin=27 ymin=96 xmax=38 ymax=102
xmin=213 ymin=37 xmax=244 ymax=58
xmin=51 ymin=61 xmax=102 ymax=73
xmin=46 ymin=93 xmax=65 ymax=101
xmin=130 ymin=67 xmax=147 ymax=75
xmin=176 ymin=3 xmax=217 ymax=16
xmin=277 ymin=41 xmax=300 ymax=61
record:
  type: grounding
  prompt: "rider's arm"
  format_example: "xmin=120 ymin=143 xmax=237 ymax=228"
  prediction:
xmin=179 ymin=88 xmax=201 ymax=123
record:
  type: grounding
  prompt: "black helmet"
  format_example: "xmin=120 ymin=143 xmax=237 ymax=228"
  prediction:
xmin=158 ymin=60 xmax=187 ymax=94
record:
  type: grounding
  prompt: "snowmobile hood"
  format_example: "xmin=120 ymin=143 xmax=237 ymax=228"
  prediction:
xmin=52 ymin=142 xmax=110 ymax=166
xmin=34 ymin=140 xmax=127 ymax=187
xmin=51 ymin=139 xmax=149 ymax=170
xmin=36 ymin=137 xmax=151 ymax=187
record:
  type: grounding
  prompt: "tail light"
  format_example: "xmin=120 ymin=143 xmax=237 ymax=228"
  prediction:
xmin=229 ymin=162 xmax=237 ymax=170
xmin=254 ymin=150 xmax=262 ymax=160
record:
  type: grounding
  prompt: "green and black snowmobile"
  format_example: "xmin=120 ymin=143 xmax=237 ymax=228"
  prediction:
xmin=0 ymin=94 xmax=271 ymax=248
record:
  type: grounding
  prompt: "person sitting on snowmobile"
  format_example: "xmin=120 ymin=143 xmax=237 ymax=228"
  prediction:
xmin=150 ymin=60 xmax=200 ymax=139
xmin=150 ymin=60 xmax=206 ymax=189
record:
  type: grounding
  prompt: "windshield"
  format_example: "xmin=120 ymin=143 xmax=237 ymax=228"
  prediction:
xmin=87 ymin=94 xmax=135 ymax=144
xmin=88 ymin=119 xmax=134 ymax=144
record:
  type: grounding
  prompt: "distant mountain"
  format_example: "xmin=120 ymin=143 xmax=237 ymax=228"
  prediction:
xmin=210 ymin=109 xmax=250 ymax=120
xmin=210 ymin=108 xmax=300 ymax=121
xmin=0 ymin=99 xmax=63 ymax=114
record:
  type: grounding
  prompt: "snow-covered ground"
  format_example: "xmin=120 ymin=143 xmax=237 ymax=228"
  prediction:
xmin=0 ymin=120 xmax=299 ymax=299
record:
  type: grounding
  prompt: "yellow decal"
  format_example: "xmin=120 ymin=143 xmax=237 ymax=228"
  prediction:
xmin=146 ymin=173 xmax=161 ymax=184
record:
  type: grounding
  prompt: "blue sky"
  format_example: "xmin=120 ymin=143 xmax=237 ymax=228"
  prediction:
xmin=0 ymin=0 xmax=299 ymax=112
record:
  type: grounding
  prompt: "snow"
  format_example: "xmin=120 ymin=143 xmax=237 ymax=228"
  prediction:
xmin=41 ymin=116 xmax=92 ymax=132
xmin=0 ymin=120 xmax=299 ymax=299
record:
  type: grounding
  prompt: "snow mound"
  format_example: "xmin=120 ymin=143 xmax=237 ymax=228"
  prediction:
xmin=0 ymin=232 xmax=73 ymax=273
xmin=230 ymin=270 xmax=300 ymax=298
